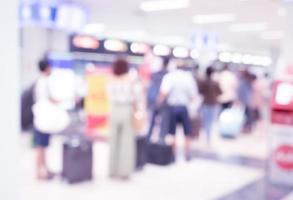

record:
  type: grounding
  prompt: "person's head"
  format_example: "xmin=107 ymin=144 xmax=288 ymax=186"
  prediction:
xmin=113 ymin=58 xmax=129 ymax=76
xmin=222 ymin=64 xmax=229 ymax=71
xmin=206 ymin=66 xmax=215 ymax=79
xmin=162 ymin=57 xmax=170 ymax=69
xmin=176 ymin=59 xmax=187 ymax=70
xmin=38 ymin=58 xmax=51 ymax=76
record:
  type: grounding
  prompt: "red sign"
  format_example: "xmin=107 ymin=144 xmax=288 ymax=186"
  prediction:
xmin=274 ymin=145 xmax=293 ymax=170
xmin=271 ymin=81 xmax=293 ymax=111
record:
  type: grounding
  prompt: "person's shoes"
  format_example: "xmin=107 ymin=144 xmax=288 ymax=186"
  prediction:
xmin=46 ymin=172 xmax=55 ymax=180
xmin=37 ymin=171 xmax=55 ymax=181
xmin=109 ymin=175 xmax=118 ymax=180
xmin=119 ymin=176 xmax=130 ymax=181
xmin=185 ymin=154 xmax=192 ymax=162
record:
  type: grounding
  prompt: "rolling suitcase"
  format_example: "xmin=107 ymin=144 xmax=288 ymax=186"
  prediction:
xmin=147 ymin=142 xmax=174 ymax=166
xmin=62 ymin=135 xmax=93 ymax=184
xmin=136 ymin=136 xmax=148 ymax=170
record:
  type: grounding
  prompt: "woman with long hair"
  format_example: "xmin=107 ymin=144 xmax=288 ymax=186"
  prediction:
xmin=108 ymin=58 xmax=137 ymax=180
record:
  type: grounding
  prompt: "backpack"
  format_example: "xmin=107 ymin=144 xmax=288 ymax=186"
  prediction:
xmin=21 ymin=83 xmax=35 ymax=131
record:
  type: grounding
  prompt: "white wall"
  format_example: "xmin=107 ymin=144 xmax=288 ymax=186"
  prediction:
xmin=0 ymin=0 xmax=19 ymax=199
xmin=20 ymin=27 xmax=69 ymax=89
xmin=275 ymin=4 xmax=293 ymax=78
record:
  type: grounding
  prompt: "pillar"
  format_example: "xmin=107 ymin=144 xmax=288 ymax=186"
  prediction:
xmin=0 ymin=0 xmax=19 ymax=199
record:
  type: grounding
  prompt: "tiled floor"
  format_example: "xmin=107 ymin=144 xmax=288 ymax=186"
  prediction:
xmin=18 ymin=127 xmax=292 ymax=200
xmin=283 ymin=192 xmax=293 ymax=200
xmin=19 ymin=136 xmax=263 ymax=200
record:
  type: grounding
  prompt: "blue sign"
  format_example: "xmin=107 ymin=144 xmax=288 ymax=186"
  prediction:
xmin=19 ymin=3 xmax=88 ymax=31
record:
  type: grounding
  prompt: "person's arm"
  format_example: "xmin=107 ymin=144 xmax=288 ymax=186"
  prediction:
xmin=157 ymin=75 xmax=170 ymax=106
xmin=157 ymin=91 xmax=168 ymax=106
xmin=190 ymin=75 xmax=199 ymax=102
xmin=216 ymin=82 xmax=222 ymax=96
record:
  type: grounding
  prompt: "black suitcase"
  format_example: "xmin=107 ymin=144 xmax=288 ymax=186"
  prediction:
xmin=62 ymin=135 xmax=93 ymax=184
xmin=136 ymin=136 xmax=149 ymax=170
xmin=147 ymin=143 xmax=174 ymax=166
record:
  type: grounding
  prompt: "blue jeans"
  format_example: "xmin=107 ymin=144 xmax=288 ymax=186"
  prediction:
xmin=169 ymin=106 xmax=192 ymax=136
xmin=201 ymin=105 xmax=219 ymax=141
xmin=33 ymin=128 xmax=51 ymax=148
xmin=147 ymin=105 xmax=170 ymax=143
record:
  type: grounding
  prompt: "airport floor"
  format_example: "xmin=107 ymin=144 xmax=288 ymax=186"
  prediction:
xmin=18 ymin=127 xmax=293 ymax=200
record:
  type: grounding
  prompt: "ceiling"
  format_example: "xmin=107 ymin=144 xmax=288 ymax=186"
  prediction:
xmin=73 ymin=0 xmax=288 ymax=54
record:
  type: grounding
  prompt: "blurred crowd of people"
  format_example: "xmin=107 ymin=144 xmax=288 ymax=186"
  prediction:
xmin=107 ymin=56 xmax=271 ymax=179
xmin=145 ymin=57 xmax=270 ymax=141
xmin=29 ymin=56 xmax=271 ymax=181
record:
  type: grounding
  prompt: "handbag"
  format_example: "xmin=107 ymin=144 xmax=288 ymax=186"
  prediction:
xmin=219 ymin=105 xmax=244 ymax=138
xmin=133 ymin=107 xmax=146 ymax=134
xmin=33 ymin=100 xmax=70 ymax=134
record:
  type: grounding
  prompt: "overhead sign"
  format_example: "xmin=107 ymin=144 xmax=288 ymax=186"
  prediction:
xmin=20 ymin=3 xmax=88 ymax=31
xmin=190 ymin=31 xmax=218 ymax=49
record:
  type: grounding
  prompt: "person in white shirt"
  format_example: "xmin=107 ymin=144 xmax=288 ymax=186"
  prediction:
xmin=33 ymin=58 xmax=55 ymax=180
xmin=159 ymin=60 xmax=198 ymax=161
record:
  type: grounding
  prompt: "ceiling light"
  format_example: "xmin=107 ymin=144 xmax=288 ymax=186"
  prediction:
xmin=193 ymin=14 xmax=236 ymax=24
xmin=230 ymin=22 xmax=268 ymax=32
xmin=153 ymin=45 xmax=171 ymax=56
xmin=82 ymin=23 xmax=105 ymax=35
xmin=173 ymin=47 xmax=189 ymax=58
xmin=219 ymin=52 xmax=232 ymax=63
xmin=231 ymin=53 xmax=242 ymax=63
xmin=261 ymin=31 xmax=284 ymax=40
xmin=73 ymin=35 xmax=99 ymax=49
xmin=260 ymin=57 xmax=272 ymax=66
xmin=242 ymin=54 xmax=253 ymax=65
xmin=140 ymin=0 xmax=190 ymax=12
xmin=130 ymin=42 xmax=149 ymax=54
xmin=104 ymin=39 xmax=128 ymax=52
xmin=251 ymin=56 xmax=272 ymax=66
xmin=190 ymin=49 xmax=199 ymax=59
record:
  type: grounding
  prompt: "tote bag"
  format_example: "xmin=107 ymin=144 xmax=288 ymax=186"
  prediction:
xmin=33 ymin=100 xmax=70 ymax=134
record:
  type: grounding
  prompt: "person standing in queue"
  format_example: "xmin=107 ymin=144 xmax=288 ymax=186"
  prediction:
xmin=108 ymin=58 xmax=137 ymax=180
xmin=199 ymin=66 xmax=221 ymax=145
xmin=218 ymin=65 xmax=238 ymax=111
xmin=159 ymin=59 xmax=198 ymax=161
xmin=237 ymin=69 xmax=255 ymax=133
xmin=146 ymin=57 xmax=170 ymax=143
xmin=33 ymin=58 xmax=55 ymax=180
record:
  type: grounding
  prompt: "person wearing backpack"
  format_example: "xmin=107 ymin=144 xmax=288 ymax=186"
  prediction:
xmin=21 ymin=83 xmax=35 ymax=131
xmin=199 ymin=66 xmax=221 ymax=145
xmin=33 ymin=58 xmax=56 ymax=180
xmin=146 ymin=57 xmax=169 ymax=143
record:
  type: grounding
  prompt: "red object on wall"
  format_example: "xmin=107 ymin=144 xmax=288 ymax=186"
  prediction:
xmin=86 ymin=115 xmax=107 ymax=129
xmin=271 ymin=80 xmax=293 ymax=125
xmin=274 ymin=145 xmax=293 ymax=170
